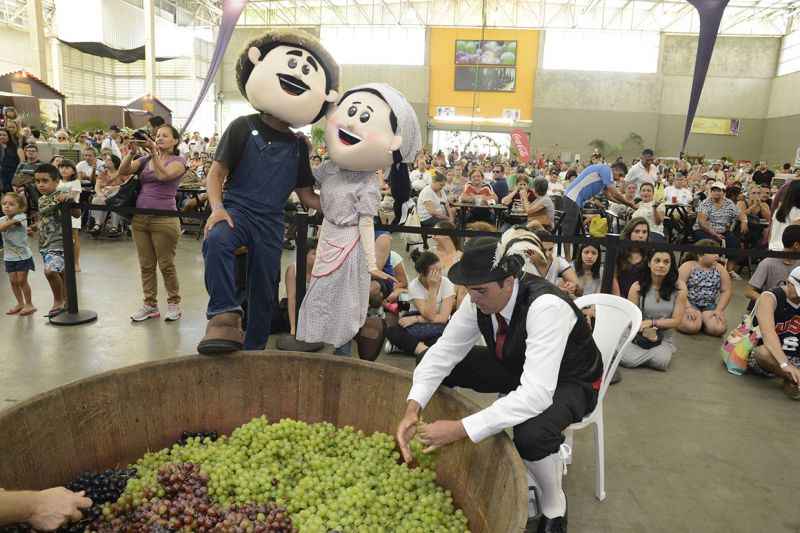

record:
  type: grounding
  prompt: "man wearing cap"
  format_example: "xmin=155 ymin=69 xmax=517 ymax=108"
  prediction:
xmin=704 ymin=161 xmax=725 ymax=182
xmin=694 ymin=181 xmax=748 ymax=278
xmin=396 ymin=234 xmax=603 ymax=533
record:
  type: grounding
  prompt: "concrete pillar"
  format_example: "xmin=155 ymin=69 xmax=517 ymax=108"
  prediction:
xmin=26 ymin=0 xmax=48 ymax=81
xmin=49 ymin=38 xmax=62 ymax=91
xmin=143 ymin=0 xmax=157 ymax=98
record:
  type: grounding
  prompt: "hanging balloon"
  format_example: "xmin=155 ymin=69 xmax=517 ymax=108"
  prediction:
xmin=681 ymin=0 xmax=730 ymax=153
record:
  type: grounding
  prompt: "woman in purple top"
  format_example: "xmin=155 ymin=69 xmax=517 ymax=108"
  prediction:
xmin=118 ymin=124 xmax=186 ymax=322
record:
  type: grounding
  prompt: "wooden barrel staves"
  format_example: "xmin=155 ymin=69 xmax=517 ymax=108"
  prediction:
xmin=0 ymin=352 xmax=528 ymax=532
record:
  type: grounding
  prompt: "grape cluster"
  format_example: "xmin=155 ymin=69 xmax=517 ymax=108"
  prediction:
xmin=176 ymin=431 xmax=219 ymax=446
xmin=0 ymin=468 xmax=137 ymax=533
xmin=124 ymin=417 xmax=468 ymax=533
xmin=87 ymin=462 xmax=296 ymax=532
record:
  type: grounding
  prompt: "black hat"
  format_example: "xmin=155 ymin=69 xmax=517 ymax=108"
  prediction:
xmin=448 ymin=237 xmax=516 ymax=286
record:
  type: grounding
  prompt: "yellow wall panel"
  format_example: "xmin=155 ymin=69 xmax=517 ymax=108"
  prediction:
xmin=428 ymin=27 xmax=539 ymax=121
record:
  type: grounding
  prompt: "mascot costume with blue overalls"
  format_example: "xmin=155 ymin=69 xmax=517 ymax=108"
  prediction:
xmin=198 ymin=31 xmax=339 ymax=354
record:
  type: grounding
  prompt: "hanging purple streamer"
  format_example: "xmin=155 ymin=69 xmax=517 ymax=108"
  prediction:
xmin=181 ymin=0 xmax=246 ymax=134
xmin=681 ymin=0 xmax=729 ymax=153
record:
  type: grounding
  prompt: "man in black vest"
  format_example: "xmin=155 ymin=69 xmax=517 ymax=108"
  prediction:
xmin=396 ymin=235 xmax=603 ymax=533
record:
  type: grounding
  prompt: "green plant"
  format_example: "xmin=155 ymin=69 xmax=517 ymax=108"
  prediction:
xmin=310 ymin=125 xmax=325 ymax=149
xmin=71 ymin=119 xmax=108 ymax=136
xmin=588 ymin=132 xmax=644 ymax=160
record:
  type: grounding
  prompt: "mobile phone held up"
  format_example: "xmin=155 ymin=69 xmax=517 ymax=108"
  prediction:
xmin=132 ymin=129 xmax=151 ymax=143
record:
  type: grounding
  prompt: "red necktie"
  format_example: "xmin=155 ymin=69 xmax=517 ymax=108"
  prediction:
xmin=495 ymin=313 xmax=508 ymax=361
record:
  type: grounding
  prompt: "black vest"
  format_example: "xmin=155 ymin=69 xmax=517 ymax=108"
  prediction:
xmin=476 ymin=276 xmax=603 ymax=383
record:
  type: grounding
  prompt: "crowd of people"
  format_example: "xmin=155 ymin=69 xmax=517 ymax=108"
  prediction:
xmin=3 ymin=103 xmax=800 ymax=529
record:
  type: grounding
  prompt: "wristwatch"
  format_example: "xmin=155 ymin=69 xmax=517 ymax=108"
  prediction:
xmin=779 ymin=361 xmax=790 ymax=369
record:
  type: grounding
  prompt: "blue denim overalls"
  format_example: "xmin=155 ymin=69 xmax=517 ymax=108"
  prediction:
xmin=203 ymin=117 xmax=299 ymax=350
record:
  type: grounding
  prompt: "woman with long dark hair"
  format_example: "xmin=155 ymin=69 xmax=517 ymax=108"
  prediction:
xmin=573 ymin=243 xmax=603 ymax=296
xmin=612 ymin=217 xmax=650 ymax=298
xmin=768 ymin=180 xmax=800 ymax=251
xmin=620 ymin=250 xmax=687 ymax=371
xmin=0 ymin=127 xmax=20 ymax=193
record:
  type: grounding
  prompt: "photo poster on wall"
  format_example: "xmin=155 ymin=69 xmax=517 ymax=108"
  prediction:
xmin=454 ymin=40 xmax=518 ymax=93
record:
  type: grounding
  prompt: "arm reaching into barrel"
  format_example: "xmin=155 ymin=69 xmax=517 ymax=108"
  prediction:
xmin=0 ymin=487 xmax=92 ymax=530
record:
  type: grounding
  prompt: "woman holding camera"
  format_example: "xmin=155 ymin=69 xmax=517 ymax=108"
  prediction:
xmin=119 ymin=125 xmax=186 ymax=323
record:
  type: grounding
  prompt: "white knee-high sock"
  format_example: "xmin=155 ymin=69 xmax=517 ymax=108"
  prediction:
xmin=526 ymin=453 xmax=567 ymax=518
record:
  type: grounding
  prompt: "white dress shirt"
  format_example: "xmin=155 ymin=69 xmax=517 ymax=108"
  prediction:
xmin=407 ymin=280 xmax=577 ymax=443
xmin=625 ymin=162 xmax=658 ymax=191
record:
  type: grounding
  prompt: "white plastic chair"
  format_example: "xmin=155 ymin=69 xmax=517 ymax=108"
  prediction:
xmin=564 ymin=293 xmax=642 ymax=501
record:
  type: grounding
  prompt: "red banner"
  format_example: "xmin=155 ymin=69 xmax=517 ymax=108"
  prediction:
xmin=511 ymin=129 xmax=531 ymax=163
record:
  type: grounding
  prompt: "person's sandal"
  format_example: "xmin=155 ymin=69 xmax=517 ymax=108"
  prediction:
xmin=197 ymin=312 xmax=244 ymax=355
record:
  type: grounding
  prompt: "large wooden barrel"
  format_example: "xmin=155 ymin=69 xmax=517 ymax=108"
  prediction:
xmin=0 ymin=352 xmax=528 ymax=532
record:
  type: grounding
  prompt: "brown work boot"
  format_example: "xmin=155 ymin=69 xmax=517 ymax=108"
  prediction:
xmin=783 ymin=379 xmax=800 ymax=401
xmin=197 ymin=312 xmax=244 ymax=355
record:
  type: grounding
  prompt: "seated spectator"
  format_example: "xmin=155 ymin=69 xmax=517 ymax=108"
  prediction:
xmin=613 ymin=217 xmax=651 ymax=298
xmin=744 ymin=224 xmax=800 ymax=311
xmin=432 ymin=220 xmax=466 ymax=306
xmin=632 ymin=182 xmax=665 ymax=239
xmin=500 ymin=177 xmax=536 ymax=229
xmin=459 ymin=168 xmax=497 ymax=204
xmin=385 ymin=250 xmax=456 ymax=357
xmin=665 ymin=172 xmax=694 ymax=206
xmin=573 ymin=243 xmax=603 ymax=296
xmin=752 ymin=161 xmax=775 ymax=188
xmin=76 ymin=147 xmax=103 ymax=184
xmin=738 ymin=184 xmax=771 ymax=248
xmin=768 ymin=180 xmax=800 ymax=251
xmin=417 ymin=171 xmax=452 ymax=227
xmin=694 ymin=181 xmax=748 ymax=278
xmin=607 ymin=182 xmax=637 ymax=220
xmin=746 ymin=225 xmax=800 ymax=309
xmin=490 ymin=164 xmax=509 ymax=199
xmin=525 ymin=178 xmax=555 ymax=230
xmin=443 ymin=167 xmax=464 ymax=203
xmin=620 ymin=250 xmax=687 ymax=371
xmin=530 ymin=229 xmax=581 ymax=297
xmin=748 ymin=266 xmax=800 ymax=400
xmin=677 ymin=240 xmax=731 ymax=337
xmin=90 ymin=154 xmax=124 ymax=235
xmin=546 ymin=167 xmax=565 ymax=196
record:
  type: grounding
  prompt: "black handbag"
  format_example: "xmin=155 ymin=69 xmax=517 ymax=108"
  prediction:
xmin=106 ymin=156 xmax=149 ymax=212
xmin=106 ymin=175 xmax=141 ymax=210
xmin=632 ymin=293 xmax=664 ymax=349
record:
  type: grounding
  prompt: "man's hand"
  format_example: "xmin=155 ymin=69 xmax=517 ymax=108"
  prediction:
xmin=398 ymin=315 xmax=419 ymax=328
xmin=204 ymin=207 xmax=234 ymax=239
xmin=370 ymin=269 xmax=398 ymax=284
xmin=28 ymin=487 xmax=92 ymax=531
xmin=417 ymin=420 xmax=468 ymax=453
xmin=396 ymin=402 xmax=421 ymax=464
xmin=782 ymin=363 xmax=800 ymax=385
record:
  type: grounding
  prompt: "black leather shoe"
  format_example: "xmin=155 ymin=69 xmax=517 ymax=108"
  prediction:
xmin=536 ymin=515 xmax=567 ymax=533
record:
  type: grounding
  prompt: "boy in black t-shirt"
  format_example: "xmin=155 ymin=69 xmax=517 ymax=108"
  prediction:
xmin=198 ymin=31 xmax=340 ymax=354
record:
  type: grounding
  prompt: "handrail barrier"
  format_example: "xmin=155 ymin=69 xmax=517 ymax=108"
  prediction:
xmin=53 ymin=203 xmax=800 ymax=328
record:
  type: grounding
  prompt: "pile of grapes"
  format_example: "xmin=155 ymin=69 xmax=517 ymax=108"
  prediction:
xmin=1 ymin=417 xmax=469 ymax=533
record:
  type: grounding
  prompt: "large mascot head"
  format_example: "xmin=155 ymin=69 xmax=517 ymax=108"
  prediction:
xmin=236 ymin=30 xmax=340 ymax=128
xmin=324 ymin=83 xmax=421 ymax=172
